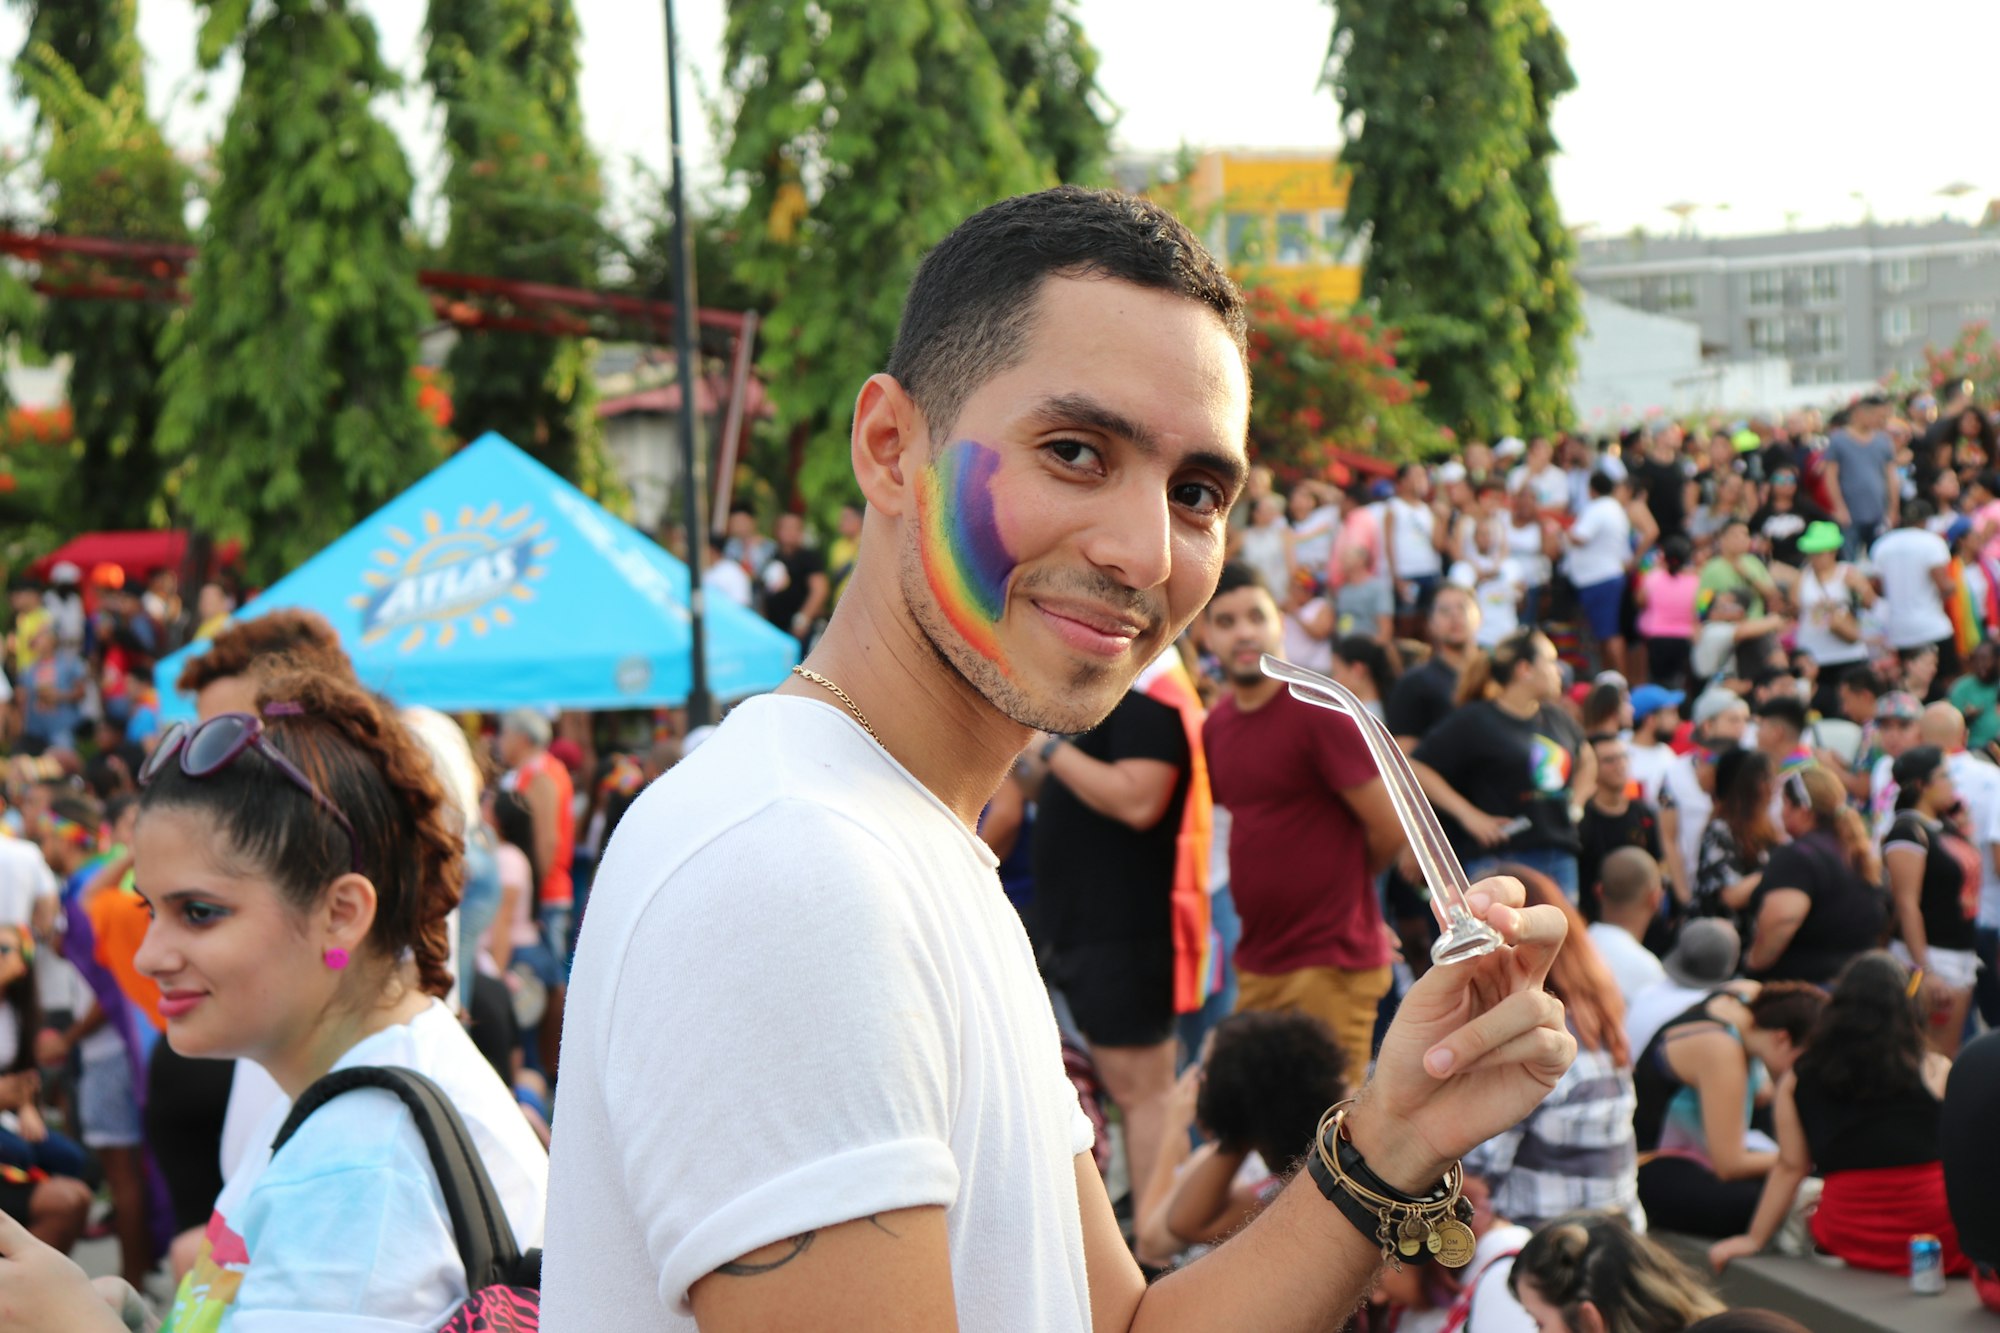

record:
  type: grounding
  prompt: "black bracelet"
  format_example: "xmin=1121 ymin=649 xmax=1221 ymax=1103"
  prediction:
xmin=1307 ymin=1143 xmax=1405 ymax=1252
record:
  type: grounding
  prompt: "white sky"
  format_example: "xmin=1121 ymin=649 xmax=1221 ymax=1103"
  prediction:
xmin=1 ymin=0 xmax=1994 ymax=242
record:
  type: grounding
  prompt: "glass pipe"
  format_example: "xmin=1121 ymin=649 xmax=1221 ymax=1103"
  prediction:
xmin=1260 ymin=655 xmax=1504 ymax=966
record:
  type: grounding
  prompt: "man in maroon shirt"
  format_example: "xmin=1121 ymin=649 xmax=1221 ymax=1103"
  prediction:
xmin=1200 ymin=562 xmax=1406 ymax=1076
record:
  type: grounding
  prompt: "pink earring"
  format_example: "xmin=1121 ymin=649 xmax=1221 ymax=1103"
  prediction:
xmin=324 ymin=947 xmax=350 ymax=971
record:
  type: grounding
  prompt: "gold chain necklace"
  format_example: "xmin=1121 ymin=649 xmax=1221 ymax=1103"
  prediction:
xmin=790 ymin=666 xmax=880 ymax=742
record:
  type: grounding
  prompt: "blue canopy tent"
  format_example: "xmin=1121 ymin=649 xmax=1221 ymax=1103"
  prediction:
xmin=155 ymin=433 xmax=798 ymax=717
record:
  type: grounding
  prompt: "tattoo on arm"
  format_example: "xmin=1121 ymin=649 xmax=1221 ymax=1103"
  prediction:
xmin=866 ymin=1213 xmax=901 ymax=1239
xmin=716 ymin=1231 xmax=817 ymax=1277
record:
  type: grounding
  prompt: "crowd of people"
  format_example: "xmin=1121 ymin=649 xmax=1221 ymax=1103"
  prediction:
xmin=0 ymin=185 xmax=1995 ymax=1332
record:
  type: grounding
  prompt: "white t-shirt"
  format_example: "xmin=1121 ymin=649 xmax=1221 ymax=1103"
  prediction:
xmin=1566 ymin=495 xmax=1632 ymax=587
xmin=1624 ymin=980 xmax=1709 ymax=1058
xmin=1457 ymin=1222 xmax=1538 ymax=1333
xmin=1587 ymin=923 xmax=1666 ymax=1007
xmin=701 ymin=560 xmax=754 ymax=608
xmin=1504 ymin=517 xmax=1551 ymax=589
xmin=1795 ymin=562 xmax=1869 ymax=667
xmin=1387 ymin=496 xmax=1443 ymax=580
xmin=543 ymin=696 xmax=1097 ymax=1330
xmin=1509 ymin=463 xmax=1571 ymax=513
xmin=1290 ymin=505 xmax=1340 ymax=574
xmin=1943 ymin=750 xmax=2000 ymax=928
xmin=1626 ymin=739 xmax=1674 ymax=806
xmin=1449 ymin=559 xmax=1521 ymax=648
xmin=0 ymin=838 xmax=57 ymax=930
xmin=166 ymin=1001 xmax=547 ymax=1332
xmin=1282 ymin=598 xmax=1336 ymax=675
xmin=1659 ymin=753 xmax=1711 ymax=892
xmin=1870 ymin=528 xmax=1953 ymax=649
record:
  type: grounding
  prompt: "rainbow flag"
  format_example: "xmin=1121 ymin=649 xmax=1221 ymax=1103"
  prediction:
xmin=1133 ymin=648 xmax=1214 ymax=1015
xmin=1947 ymin=557 xmax=1993 ymax=659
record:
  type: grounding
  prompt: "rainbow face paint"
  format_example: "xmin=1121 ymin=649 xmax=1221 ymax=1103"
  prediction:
xmin=919 ymin=440 xmax=1016 ymax=663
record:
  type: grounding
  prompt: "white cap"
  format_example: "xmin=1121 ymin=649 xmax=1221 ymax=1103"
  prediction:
xmin=1436 ymin=461 xmax=1468 ymax=484
xmin=1493 ymin=436 xmax=1527 ymax=460
xmin=49 ymin=562 xmax=80 ymax=584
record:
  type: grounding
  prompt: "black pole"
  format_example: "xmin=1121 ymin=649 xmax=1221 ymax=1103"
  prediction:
xmin=664 ymin=0 xmax=713 ymax=727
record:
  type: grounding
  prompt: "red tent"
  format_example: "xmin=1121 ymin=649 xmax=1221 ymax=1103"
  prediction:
xmin=30 ymin=531 xmax=238 ymax=584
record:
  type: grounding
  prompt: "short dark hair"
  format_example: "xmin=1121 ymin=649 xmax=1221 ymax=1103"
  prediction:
xmin=1208 ymin=561 xmax=1270 ymax=610
xmin=1903 ymin=499 xmax=1935 ymax=529
xmin=1756 ymin=695 xmax=1807 ymax=736
xmin=1840 ymin=667 xmax=1885 ymax=698
xmin=1196 ymin=1010 xmax=1346 ymax=1172
xmin=885 ymin=186 xmax=1246 ymax=438
xmin=1588 ymin=470 xmax=1616 ymax=497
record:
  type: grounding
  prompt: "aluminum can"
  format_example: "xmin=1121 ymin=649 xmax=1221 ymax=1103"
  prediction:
xmin=1910 ymin=1234 xmax=1945 ymax=1294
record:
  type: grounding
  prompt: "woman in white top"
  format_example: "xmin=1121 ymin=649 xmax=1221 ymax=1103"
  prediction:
xmin=0 ymin=666 xmax=549 ymax=1331
xmin=1286 ymin=482 xmax=1339 ymax=583
xmin=1503 ymin=486 xmax=1557 ymax=627
xmin=1790 ymin=520 xmax=1876 ymax=715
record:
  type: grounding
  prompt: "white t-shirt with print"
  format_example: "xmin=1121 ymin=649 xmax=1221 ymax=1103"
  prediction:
xmin=1387 ymin=496 xmax=1443 ymax=580
xmin=543 ymin=695 xmax=1098 ymax=1330
xmin=163 ymin=1000 xmax=547 ymax=1332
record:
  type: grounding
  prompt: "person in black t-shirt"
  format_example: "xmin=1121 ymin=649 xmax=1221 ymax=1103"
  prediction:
xmin=1412 ymin=628 xmax=1593 ymax=901
xmin=1577 ymin=733 xmax=1662 ymax=922
xmin=1633 ymin=427 xmax=1695 ymax=541
xmin=1883 ymin=746 xmax=1981 ymax=1056
xmin=1748 ymin=467 xmax=1833 ymax=570
xmin=1030 ymin=686 xmax=1191 ymax=1228
xmin=1385 ymin=583 xmax=1480 ymax=751
xmin=759 ymin=512 xmax=831 ymax=648
xmin=1745 ymin=766 xmax=1886 ymax=985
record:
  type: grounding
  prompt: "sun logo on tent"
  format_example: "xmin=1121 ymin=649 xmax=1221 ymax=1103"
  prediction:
xmin=348 ymin=503 xmax=555 ymax=653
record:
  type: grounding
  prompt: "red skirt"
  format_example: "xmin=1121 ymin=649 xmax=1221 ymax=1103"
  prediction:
xmin=1811 ymin=1162 xmax=1970 ymax=1276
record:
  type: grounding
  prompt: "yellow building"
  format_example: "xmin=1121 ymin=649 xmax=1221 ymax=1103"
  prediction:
xmin=1178 ymin=150 xmax=1364 ymax=308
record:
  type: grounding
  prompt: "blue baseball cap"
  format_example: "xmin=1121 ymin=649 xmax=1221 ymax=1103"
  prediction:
xmin=1630 ymin=683 xmax=1685 ymax=722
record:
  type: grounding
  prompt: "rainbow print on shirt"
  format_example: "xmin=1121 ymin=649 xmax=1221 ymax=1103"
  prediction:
xmin=1528 ymin=734 xmax=1573 ymax=794
xmin=919 ymin=440 xmax=1016 ymax=663
xmin=160 ymin=1211 xmax=249 ymax=1332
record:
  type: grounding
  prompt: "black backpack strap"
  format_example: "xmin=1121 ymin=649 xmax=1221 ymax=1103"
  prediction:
xmin=273 ymin=1065 xmax=521 ymax=1289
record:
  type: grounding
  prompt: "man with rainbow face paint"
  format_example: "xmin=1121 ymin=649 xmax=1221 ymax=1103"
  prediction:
xmin=545 ymin=187 xmax=1579 ymax=1333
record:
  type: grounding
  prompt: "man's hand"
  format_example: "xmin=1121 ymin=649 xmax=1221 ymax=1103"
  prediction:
xmin=0 ymin=1211 xmax=124 ymax=1332
xmin=1459 ymin=809 xmax=1514 ymax=848
xmin=1344 ymin=878 xmax=1575 ymax=1193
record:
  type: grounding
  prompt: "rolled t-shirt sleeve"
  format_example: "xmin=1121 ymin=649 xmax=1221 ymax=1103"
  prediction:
xmin=601 ymin=809 xmax=965 ymax=1312
xmin=1106 ymin=690 xmax=1191 ymax=767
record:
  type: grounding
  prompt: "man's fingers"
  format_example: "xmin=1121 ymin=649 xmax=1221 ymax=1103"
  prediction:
xmin=1453 ymin=1021 xmax=1578 ymax=1079
xmin=1423 ymin=987 xmax=1565 ymax=1078
xmin=1487 ymin=900 xmax=1569 ymax=985
xmin=1465 ymin=875 xmax=1525 ymax=915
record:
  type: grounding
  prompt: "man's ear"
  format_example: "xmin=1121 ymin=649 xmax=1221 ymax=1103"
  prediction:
xmin=851 ymin=373 xmax=927 ymax=519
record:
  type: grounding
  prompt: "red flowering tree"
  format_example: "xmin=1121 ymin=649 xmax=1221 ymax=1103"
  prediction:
xmin=1243 ymin=285 xmax=1449 ymax=483
xmin=1918 ymin=322 xmax=2000 ymax=399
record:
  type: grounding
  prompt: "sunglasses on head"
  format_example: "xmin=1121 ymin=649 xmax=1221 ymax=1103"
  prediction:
xmin=139 ymin=707 xmax=361 ymax=875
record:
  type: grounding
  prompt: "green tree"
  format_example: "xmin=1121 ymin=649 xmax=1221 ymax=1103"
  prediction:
xmin=1326 ymin=0 xmax=1580 ymax=440
xmin=8 ymin=8 xmax=189 ymax=530
xmin=1515 ymin=7 xmax=1579 ymax=433
xmin=9 ymin=0 xmax=138 ymax=108
xmin=156 ymin=0 xmax=436 ymax=583
xmin=966 ymin=0 xmax=1114 ymax=184
xmin=718 ymin=0 xmax=1090 ymax=511
xmin=425 ymin=0 xmax=610 ymax=490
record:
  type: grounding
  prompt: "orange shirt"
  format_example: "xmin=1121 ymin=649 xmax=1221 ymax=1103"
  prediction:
xmin=88 ymin=886 xmax=164 ymax=1031
xmin=517 ymin=751 xmax=576 ymax=909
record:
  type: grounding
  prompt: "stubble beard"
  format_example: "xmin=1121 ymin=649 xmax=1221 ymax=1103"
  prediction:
xmin=898 ymin=537 xmax=1124 ymax=736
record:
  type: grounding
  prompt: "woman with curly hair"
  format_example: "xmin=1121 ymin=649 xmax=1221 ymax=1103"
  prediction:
xmin=1511 ymin=1211 xmax=1724 ymax=1332
xmin=1709 ymin=952 xmax=1965 ymax=1277
xmin=0 ymin=666 xmax=549 ymax=1330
